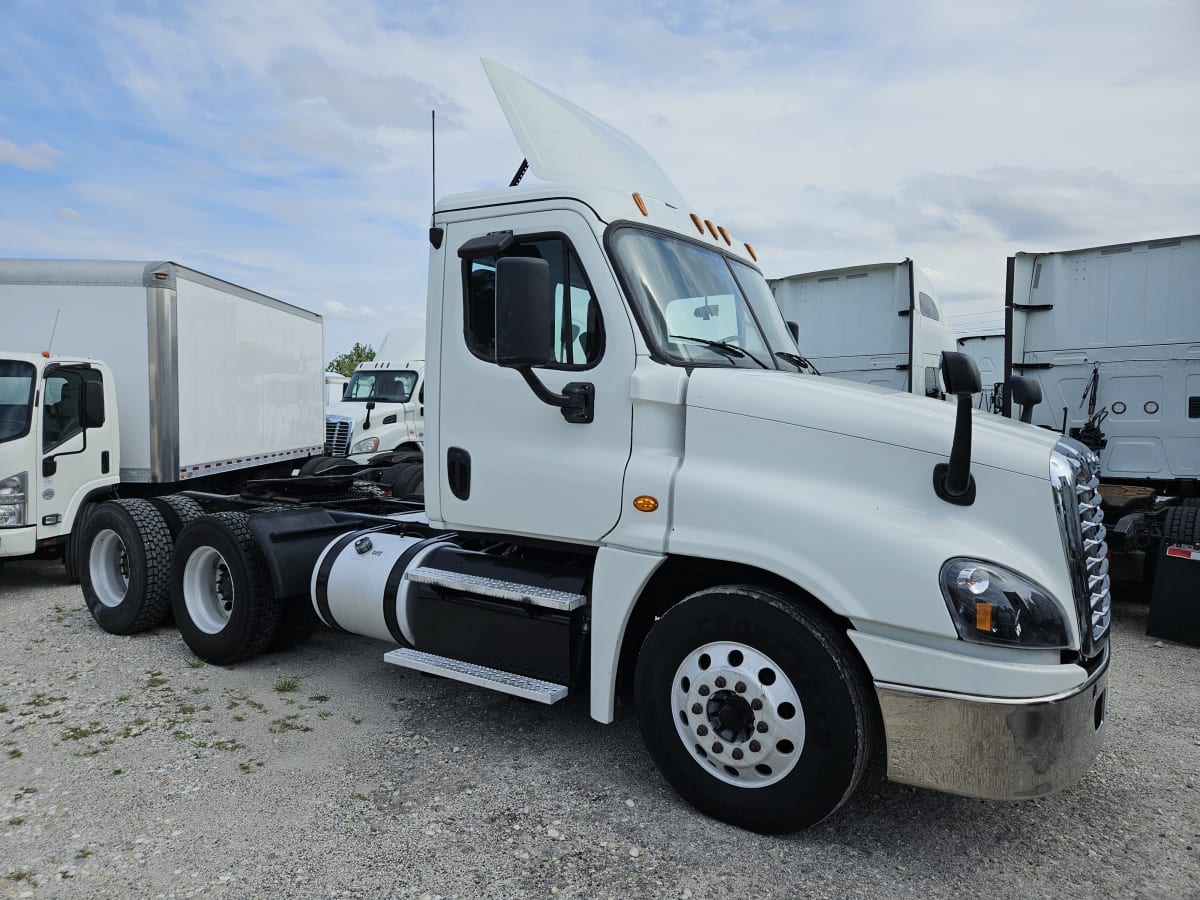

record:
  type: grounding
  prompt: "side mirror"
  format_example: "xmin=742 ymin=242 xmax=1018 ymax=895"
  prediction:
xmin=1008 ymin=376 xmax=1042 ymax=424
xmin=940 ymin=351 xmax=981 ymax=397
xmin=84 ymin=380 xmax=105 ymax=429
xmin=365 ymin=400 xmax=376 ymax=411
xmin=933 ymin=351 xmax=979 ymax=506
xmin=786 ymin=320 xmax=800 ymax=343
xmin=495 ymin=257 xmax=554 ymax=368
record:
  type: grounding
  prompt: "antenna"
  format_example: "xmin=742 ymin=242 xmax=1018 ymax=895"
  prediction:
xmin=46 ymin=309 xmax=61 ymax=356
xmin=430 ymin=109 xmax=436 ymax=225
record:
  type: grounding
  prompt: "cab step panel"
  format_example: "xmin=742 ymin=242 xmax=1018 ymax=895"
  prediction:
xmin=383 ymin=647 xmax=569 ymax=704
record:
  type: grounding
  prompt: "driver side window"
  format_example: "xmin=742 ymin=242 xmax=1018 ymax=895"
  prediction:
xmin=463 ymin=236 xmax=605 ymax=369
xmin=43 ymin=371 xmax=84 ymax=451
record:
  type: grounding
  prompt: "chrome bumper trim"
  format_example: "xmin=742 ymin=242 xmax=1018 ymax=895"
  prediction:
xmin=876 ymin=648 xmax=1109 ymax=800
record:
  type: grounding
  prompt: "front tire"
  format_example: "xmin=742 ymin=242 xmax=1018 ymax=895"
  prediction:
xmin=171 ymin=512 xmax=282 ymax=664
xmin=80 ymin=500 xmax=173 ymax=634
xmin=634 ymin=586 xmax=876 ymax=833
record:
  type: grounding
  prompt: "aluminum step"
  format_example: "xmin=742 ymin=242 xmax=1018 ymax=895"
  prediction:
xmin=405 ymin=566 xmax=586 ymax=612
xmin=383 ymin=647 xmax=568 ymax=704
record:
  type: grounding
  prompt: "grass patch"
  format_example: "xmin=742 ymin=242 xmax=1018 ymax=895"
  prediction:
xmin=273 ymin=677 xmax=300 ymax=693
xmin=308 ymin=694 xmax=329 ymax=703
xmin=8 ymin=816 xmax=25 ymax=826
xmin=231 ymin=714 xmax=245 ymax=722
xmin=237 ymin=759 xmax=265 ymax=774
xmin=145 ymin=672 xmax=168 ymax=688
xmin=6 ymin=870 xmax=33 ymax=883
xmin=212 ymin=739 xmax=244 ymax=752
xmin=114 ymin=694 xmax=131 ymax=704
xmin=348 ymin=715 xmax=363 ymax=725
xmin=268 ymin=715 xmax=312 ymax=734
xmin=62 ymin=723 xmax=106 ymax=741
xmin=111 ymin=769 xmax=123 ymax=776
xmin=75 ymin=847 xmax=92 ymax=859
xmin=352 ymin=792 xmax=368 ymax=801
xmin=7 ymin=748 xmax=21 ymax=759
xmin=185 ymin=659 xmax=205 ymax=669
xmin=26 ymin=693 xmax=67 ymax=708
xmin=317 ymin=710 xmax=333 ymax=719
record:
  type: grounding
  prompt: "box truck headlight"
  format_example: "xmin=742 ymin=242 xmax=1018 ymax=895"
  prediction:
xmin=350 ymin=437 xmax=380 ymax=454
xmin=0 ymin=472 xmax=28 ymax=528
xmin=940 ymin=558 xmax=1069 ymax=649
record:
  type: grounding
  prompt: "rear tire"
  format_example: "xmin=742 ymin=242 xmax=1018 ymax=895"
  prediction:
xmin=171 ymin=512 xmax=282 ymax=665
xmin=1162 ymin=505 xmax=1200 ymax=543
xmin=150 ymin=494 xmax=205 ymax=541
xmin=80 ymin=500 xmax=173 ymax=634
xmin=299 ymin=456 xmax=348 ymax=476
xmin=270 ymin=596 xmax=321 ymax=652
xmin=382 ymin=463 xmax=423 ymax=497
xmin=634 ymin=586 xmax=875 ymax=833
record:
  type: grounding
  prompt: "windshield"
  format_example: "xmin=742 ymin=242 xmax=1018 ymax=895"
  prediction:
xmin=0 ymin=360 xmax=36 ymax=443
xmin=610 ymin=228 xmax=795 ymax=369
xmin=342 ymin=369 xmax=418 ymax=403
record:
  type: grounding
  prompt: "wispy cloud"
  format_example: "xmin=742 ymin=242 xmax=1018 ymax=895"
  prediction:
xmin=0 ymin=138 xmax=62 ymax=170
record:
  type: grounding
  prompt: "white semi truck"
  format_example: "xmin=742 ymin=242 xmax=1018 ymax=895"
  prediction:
xmin=73 ymin=62 xmax=1110 ymax=833
xmin=318 ymin=327 xmax=426 ymax=469
xmin=769 ymin=261 xmax=958 ymax=397
xmin=0 ymin=260 xmax=324 ymax=575
xmin=1001 ymin=235 xmax=1199 ymax=642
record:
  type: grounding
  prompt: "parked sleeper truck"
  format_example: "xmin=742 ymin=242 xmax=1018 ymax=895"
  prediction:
xmin=0 ymin=260 xmax=325 ymax=577
xmin=769 ymin=260 xmax=958 ymax=398
xmin=72 ymin=61 xmax=1110 ymax=833
xmin=1002 ymin=235 xmax=1200 ymax=643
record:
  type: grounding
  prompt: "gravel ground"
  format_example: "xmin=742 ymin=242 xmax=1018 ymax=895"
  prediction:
xmin=1 ymin=559 xmax=1197 ymax=899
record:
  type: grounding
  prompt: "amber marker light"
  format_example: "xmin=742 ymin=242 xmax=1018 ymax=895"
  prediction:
xmin=704 ymin=219 xmax=719 ymax=240
xmin=633 ymin=192 xmax=648 ymax=216
xmin=744 ymin=243 xmax=758 ymax=261
xmin=689 ymin=213 xmax=705 ymax=234
xmin=633 ymin=495 xmax=659 ymax=512
xmin=717 ymin=225 xmax=732 ymax=246
xmin=975 ymin=601 xmax=993 ymax=632
xmin=154 ymin=272 xmax=168 ymax=280
xmin=41 ymin=350 xmax=50 ymax=358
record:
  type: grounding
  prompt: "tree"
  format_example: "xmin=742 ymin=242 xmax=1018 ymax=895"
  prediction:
xmin=327 ymin=342 xmax=375 ymax=377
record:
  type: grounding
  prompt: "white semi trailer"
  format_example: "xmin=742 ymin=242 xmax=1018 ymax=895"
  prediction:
xmin=74 ymin=62 xmax=1111 ymax=833
xmin=1002 ymin=235 xmax=1200 ymax=643
xmin=0 ymin=261 xmax=324 ymax=575
xmin=769 ymin=261 xmax=958 ymax=398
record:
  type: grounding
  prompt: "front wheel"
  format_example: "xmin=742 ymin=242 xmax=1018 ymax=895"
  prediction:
xmin=634 ymin=586 xmax=876 ymax=833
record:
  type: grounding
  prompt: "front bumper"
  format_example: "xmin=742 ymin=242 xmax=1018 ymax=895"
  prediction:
xmin=876 ymin=648 xmax=1109 ymax=800
xmin=0 ymin=525 xmax=37 ymax=558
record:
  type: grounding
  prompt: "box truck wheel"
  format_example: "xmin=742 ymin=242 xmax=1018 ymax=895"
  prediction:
xmin=80 ymin=500 xmax=174 ymax=634
xmin=150 ymin=494 xmax=205 ymax=540
xmin=170 ymin=512 xmax=282 ymax=665
xmin=633 ymin=585 xmax=876 ymax=833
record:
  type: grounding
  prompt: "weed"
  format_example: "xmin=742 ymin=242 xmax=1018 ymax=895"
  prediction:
xmin=348 ymin=715 xmax=363 ymax=725
xmin=75 ymin=848 xmax=92 ymax=859
xmin=317 ymin=710 xmax=333 ymax=719
xmin=6 ymin=870 xmax=33 ymax=882
xmin=114 ymin=695 xmax=131 ymax=704
xmin=145 ymin=672 xmax=168 ymax=688
xmin=308 ymin=694 xmax=329 ymax=703
xmin=212 ymin=739 xmax=244 ymax=752
xmin=8 ymin=817 xmax=25 ymax=825
xmin=177 ymin=705 xmax=196 ymax=716
xmin=232 ymin=714 xmax=245 ymax=722
xmin=185 ymin=659 xmax=205 ymax=669
xmin=268 ymin=715 xmax=312 ymax=734
xmin=62 ymin=723 xmax=105 ymax=741
xmin=26 ymin=693 xmax=67 ymax=708
xmin=111 ymin=769 xmax=123 ymax=776
xmin=273 ymin=677 xmax=300 ymax=693
xmin=7 ymin=748 xmax=21 ymax=759
xmin=352 ymin=792 xmax=368 ymax=801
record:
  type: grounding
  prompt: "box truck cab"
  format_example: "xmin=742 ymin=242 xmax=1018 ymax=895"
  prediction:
xmin=323 ymin=328 xmax=425 ymax=465
xmin=78 ymin=61 xmax=1110 ymax=833
xmin=770 ymin=261 xmax=957 ymax=397
xmin=0 ymin=353 xmax=118 ymax=558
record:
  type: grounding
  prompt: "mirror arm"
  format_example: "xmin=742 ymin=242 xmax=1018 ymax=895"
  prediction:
xmin=515 ymin=367 xmax=595 ymax=424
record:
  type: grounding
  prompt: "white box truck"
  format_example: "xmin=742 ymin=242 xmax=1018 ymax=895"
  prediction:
xmin=769 ymin=261 xmax=958 ymax=397
xmin=1001 ymin=236 xmax=1199 ymax=640
xmin=0 ymin=260 xmax=324 ymax=574
xmin=316 ymin=326 xmax=426 ymax=470
xmin=73 ymin=62 xmax=1110 ymax=833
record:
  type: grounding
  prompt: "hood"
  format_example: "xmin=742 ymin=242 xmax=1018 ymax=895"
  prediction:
xmin=482 ymin=59 xmax=687 ymax=208
xmin=686 ymin=368 xmax=1059 ymax=479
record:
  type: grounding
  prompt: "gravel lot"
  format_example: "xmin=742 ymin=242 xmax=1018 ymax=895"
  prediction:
xmin=1 ymin=559 xmax=1197 ymax=899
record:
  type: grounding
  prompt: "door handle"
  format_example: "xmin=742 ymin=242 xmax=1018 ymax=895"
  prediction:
xmin=447 ymin=447 xmax=471 ymax=500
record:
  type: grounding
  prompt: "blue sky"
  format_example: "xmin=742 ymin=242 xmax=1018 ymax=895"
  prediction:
xmin=2 ymin=0 xmax=1197 ymax=359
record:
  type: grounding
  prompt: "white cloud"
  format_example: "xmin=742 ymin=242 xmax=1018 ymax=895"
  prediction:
xmin=54 ymin=207 xmax=81 ymax=221
xmin=0 ymin=138 xmax=62 ymax=170
xmin=323 ymin=300 xmax=379 ymax=319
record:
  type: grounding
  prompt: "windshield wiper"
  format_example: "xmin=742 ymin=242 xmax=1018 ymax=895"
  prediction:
xmin=776 ymin=352 xmax=821 ymax=375
xmin=669 ymin=335 xmax=769 ymax=369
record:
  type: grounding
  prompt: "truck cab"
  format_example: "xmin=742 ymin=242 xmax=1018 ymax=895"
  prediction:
xmin=0 ymin=353 xmax=119 ymax=559
xmin=324 ymin=329 xmax=425 ymax=465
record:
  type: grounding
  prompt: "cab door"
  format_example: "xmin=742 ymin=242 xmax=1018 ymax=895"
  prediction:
xmin=435 ymin=208 xmax=636 ymax=543
xmin=38 ymin=365 xmax=112 ymax=537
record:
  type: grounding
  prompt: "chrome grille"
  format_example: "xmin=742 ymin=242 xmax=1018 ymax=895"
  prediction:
xmin=1050 ymin=438 xmax=1112 ymax=657
xmin=324 ymin=416 xmax=353 ymax=457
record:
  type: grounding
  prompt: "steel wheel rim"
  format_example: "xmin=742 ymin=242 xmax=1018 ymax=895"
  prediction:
xmin=89 ymin=528 xmax=129 ymax=608
xmin=671 ymin=641 xmax=806 ymax=788
xmin=182 ymin=546 xmax=234 ymax=635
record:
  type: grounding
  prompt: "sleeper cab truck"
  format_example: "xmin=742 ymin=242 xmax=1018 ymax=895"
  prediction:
xmin=75 ymin=62 xmax=1111 ymax=833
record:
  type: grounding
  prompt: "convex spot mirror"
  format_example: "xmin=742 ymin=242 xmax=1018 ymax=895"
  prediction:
xmin=495 ymin=256 xmax=554 ymax=368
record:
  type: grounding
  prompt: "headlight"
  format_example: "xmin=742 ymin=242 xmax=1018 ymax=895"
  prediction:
xmin=0 ymin=472 xmax=28 ymax=528
xmin=939 ymin=558 xmax=1069 ymax=649
xmin=350 ymin=437 xmax=380 ymax=454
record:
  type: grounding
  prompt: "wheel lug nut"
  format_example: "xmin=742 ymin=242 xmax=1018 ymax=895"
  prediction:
xmin=756 ymin=721 xmax=768 ymax=733
xmin=691 ymin=703 xmax=701 ymax=715
xmin=750 ymin=698 xmax=763 ymax=711
xmin=714 ymin=676 xmax=726 ymax=688
xmin=749 ymin=740 xmax=761 ymax=752
xmin=712 ymin=742 xmax=723 ymax=754
xmin=731 ymin=748 xmax=744 ymax=760
xmin=735 ymin=681 xmax=746 ymax=693
xmin=697 ymin=725 xmax=708 ymax=736
xmin=698 ymin=685 xmax=710 ymax=696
